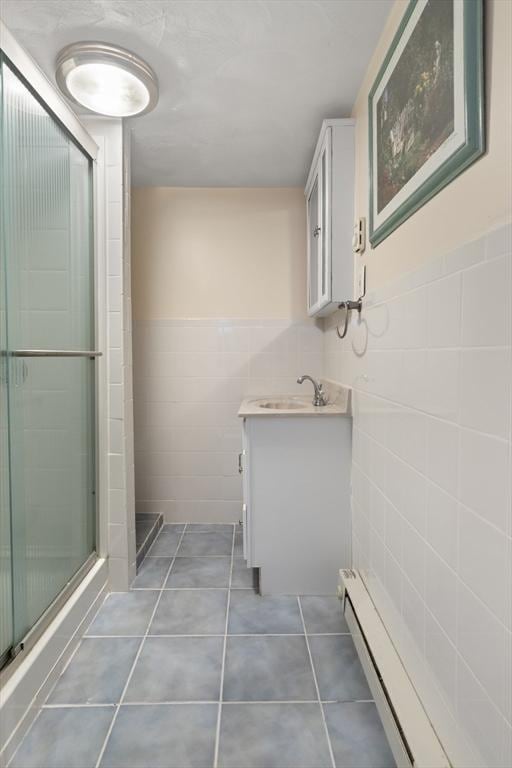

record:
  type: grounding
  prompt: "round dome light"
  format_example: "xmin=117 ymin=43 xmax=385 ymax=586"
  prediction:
xmin=56 ymin=42 xmax=158 ymax=117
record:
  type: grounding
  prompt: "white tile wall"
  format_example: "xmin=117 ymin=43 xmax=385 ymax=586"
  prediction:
xmin=324 ymin=224 xmax=512 ymax=768
xmin=133 ymin=319 xmax=323 ymax=523
xmin=85 ymin=118 xmax=136 ymax=590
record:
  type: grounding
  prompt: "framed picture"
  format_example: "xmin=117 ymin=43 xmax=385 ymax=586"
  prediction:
xmin=369 ymin=0 xmax=484 ymax=246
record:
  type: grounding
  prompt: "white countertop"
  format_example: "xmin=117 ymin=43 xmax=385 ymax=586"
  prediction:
xmin=238 ymin=383 xmax=350 ymax=417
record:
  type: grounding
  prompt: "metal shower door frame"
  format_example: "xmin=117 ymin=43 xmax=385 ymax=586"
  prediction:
xmin=0 ymin=21 xmax=108 ymax=669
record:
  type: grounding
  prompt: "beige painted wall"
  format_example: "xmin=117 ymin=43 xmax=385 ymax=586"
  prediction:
xmin=354 ymin=0 xmax=512 ymax=290
xmin=131 ymin=187 xmax=307 ymax=321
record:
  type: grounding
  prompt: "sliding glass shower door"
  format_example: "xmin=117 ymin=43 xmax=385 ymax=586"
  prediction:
xmin=0 ymin=54 xmax=97 ymax=667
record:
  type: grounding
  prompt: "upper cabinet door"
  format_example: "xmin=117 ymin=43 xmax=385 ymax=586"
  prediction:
xmin=307 ymin=173 xmax=320 ymax=312
xmin=306 ymin=128 xmax=331 ymax=316
xmin=305 ymin=120 xmax=355 ymax=317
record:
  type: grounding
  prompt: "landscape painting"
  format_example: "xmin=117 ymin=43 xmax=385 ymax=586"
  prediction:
xmin=369 ymin=0 xmax=484 ymax=246
xmin=377 ymin=0 xmax=454 ymax=212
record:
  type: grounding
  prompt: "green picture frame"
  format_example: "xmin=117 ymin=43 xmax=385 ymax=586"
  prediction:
xmin=369 ymin=0 xmax=484 ymax=247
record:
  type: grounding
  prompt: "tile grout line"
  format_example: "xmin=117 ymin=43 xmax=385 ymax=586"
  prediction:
xmin=297 ymin=596 xmax=337 ymax=768
xmin=93 ymin=524 xmax=188 ymax=768
xmin=5 ymin=586 xmax=113 ymax=768
xmin=146 ymin=555 xmax=234 ymax=559
xmin=41 ymin=699 xmax=374 ymax=709
xmin=84 ymin=631 xmax=350 ymax=638
xmin=5 ymin=710 xmax=43 ymax=768
xmin=213 ymin=525 xmax=235 ymax=768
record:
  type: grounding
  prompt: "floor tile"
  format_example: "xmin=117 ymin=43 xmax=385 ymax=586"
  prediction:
xmin=218 ymin=703 xmax=331 ymax=768
xmin=233 ymin=531 xmax=243 ymax=557
xmin=162 ymin=523 xmax=186 ymax=532
xmin=228 ymin=591 xmax=303 ymax=634
xmin=148 ymin=528 xmax=182 ymax=557
xmin=231 ymin=559 xmax=254 ymax=589
xmin=325 ymin=702 xmax=396 ymax=767
xmin=149 ymin=589 xmax=227 ymax=635
xmin=124 ymin=636 xmax=223 ymax=702
xmin=186 ymin=524 xmax=234 ymax=533
xmin=177 ymin=531 xmax=233 ymax=557
xmin=11 ymin=706 xmax=114 ymax=768
xmin=100 ymin=704 xmax=217 ymax=768
xmin=47 ymin=638 xmax=140 ymax=705
xmin=86 ymin=591 xmax=159 ymax=636
xmin=309 ymin=635 xmax=372 ymax=701
xmin=223 ymin=636 xmax=317 ymax=701
xmin=165 ymin=557 xmax=231 ymax=588
xmin=132 ymin=557 xmax=172 ymax=588
xmin=300 ymin=595 xmax=350 ymax=634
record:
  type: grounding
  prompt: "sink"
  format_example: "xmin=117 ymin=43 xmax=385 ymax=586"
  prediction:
xmin=251 ymin=398 xmax=308 ymax=410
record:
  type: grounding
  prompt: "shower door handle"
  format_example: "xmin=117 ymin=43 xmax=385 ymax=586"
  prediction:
xmin=10 ymin=350 xmax=103 ymax=359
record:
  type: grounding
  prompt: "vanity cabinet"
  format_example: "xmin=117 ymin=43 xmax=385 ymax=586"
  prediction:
xmin=306 ymin=119 xmax=355 ymax=317
xmin=239 ymin=412 xmax=352 ymax=595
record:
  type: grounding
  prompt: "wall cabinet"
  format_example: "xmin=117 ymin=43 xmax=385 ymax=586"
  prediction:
xmin=305 ymin=119 xmax=355 ymax=316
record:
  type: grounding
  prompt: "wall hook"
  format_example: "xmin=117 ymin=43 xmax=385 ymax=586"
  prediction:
xmin=336 ymin=266 xmax=366 ymax=339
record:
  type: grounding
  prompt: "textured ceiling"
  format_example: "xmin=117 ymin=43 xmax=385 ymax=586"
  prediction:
xmin=0 ymin=0 xmax=392 ymax=186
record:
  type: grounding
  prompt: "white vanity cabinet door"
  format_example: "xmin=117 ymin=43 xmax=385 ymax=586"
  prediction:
xmin=241 ymin=420 xmax=252 ymax=566
xmin=305 ymin=119 xmax=355 ymax=317
xmin=242 ymin=413 xmax=351 ymax=595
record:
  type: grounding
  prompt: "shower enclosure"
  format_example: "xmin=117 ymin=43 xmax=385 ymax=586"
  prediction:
xmin=0 ymin=51 xmax=99 ymax=669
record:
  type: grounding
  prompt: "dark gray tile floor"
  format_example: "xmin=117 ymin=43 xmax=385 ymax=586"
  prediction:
xmin=10 ymin=523 xmax=395 ymax=768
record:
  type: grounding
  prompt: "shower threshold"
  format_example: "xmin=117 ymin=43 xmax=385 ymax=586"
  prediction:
xmin=135 ymin=513 xmax=163 ymax=569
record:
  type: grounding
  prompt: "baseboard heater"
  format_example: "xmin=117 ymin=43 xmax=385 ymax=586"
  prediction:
xmin=338 ymin=569 xmax=450 ymax=768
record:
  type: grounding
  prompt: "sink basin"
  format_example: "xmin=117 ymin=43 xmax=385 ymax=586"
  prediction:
xmin=251 ymin=398 xmax=308 ymax=410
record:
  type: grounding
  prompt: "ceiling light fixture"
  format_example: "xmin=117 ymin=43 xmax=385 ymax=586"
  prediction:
xmin=55 ymin=42 xmax=158 ymax=118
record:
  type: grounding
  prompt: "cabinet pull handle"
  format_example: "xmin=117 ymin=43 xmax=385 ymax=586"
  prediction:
xmin=238 ymin=452 xmax=243 ymax=474
xmin=313 ymin=226 xmax=321 ymax=238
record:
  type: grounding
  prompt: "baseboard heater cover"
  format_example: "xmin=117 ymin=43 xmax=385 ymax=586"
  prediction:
xmin=339 ymin=569 xmax=450 ymax=768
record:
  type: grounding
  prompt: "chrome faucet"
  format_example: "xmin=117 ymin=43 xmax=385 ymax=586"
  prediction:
xmin=297 ymin=375 xmax=328 ymax=406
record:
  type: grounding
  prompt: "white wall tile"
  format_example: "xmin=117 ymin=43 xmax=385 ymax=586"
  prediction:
xmin=459 ymin=349 xmax=511 ymax=438
xmin=458 ymin=505 xmax=511 ymax=628
xmin=461 ymin=255 xmax=511 ymax=348
xmin=459 ymin=429 xmax=510 ymax=533
xmin=402 ymin=522 xmax=426 ymax=598
xmin=133 ymin=321 xmax=323 ymax=523
xmin=426 ymin=349 xmax=460 ymax=422
xmin=87 ymin=117 xmax=134 ymax=593
xmin=425 ymin=547 xmax=457 ymax=642
xmin=107 ymin=164 xmax=122 ymax=204
xmin=426 ymin=417 xmax=459 ymax=496
xmin=108 ymin=276 xmax=122 ymax=313
xmin=322 ymin=228 xmax=512 ymax=768
xmin=427 ymin=273 xmax=462 ymax=348
xmin=108 ymin=522 xmax=128 ymax=558
xmin=108 ymin=453 xmax=125 ymax=490
xmin=426 ymin=481 xmax=458 ymax=568
xmin=456 ymin=657 xmax=508 ymax=768
xmin=425 ymin=610 xmax=457 ymax=708
xmin=457 ymin=580 xmax=511 ymax=722
xmin=107 ymin=201 xmax=122 ymax=241
xmin=108 ymin=238 xmax=122 ymax=277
